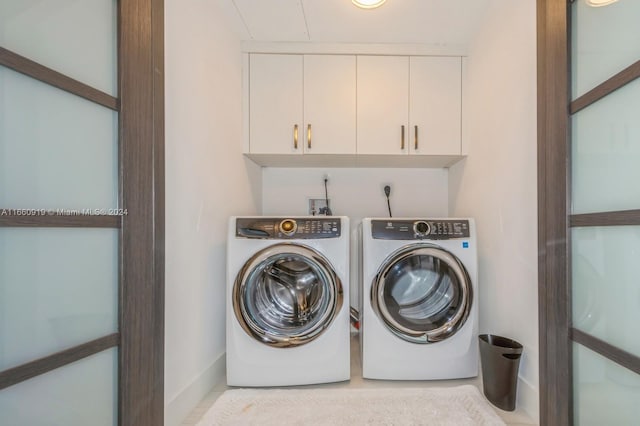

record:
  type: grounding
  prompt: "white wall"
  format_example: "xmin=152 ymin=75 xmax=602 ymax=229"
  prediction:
xmin=448 ymin=0 xmax=538 ymax=420
xmin=261 ymin=167 xmax=449 ymax=309
xmin=164 ymin=1 xmax=262 ymax=424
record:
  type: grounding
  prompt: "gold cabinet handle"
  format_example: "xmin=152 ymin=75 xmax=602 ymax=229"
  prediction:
xmin=414 ymin=125 xmax=418 ymax=150
xmin=293 ymin=124 xmax=298 ymax=149
xmin=307 ymin=124 xmax=312 ymax=149
xmin=401 ymin=125 xmax=405 ymax=150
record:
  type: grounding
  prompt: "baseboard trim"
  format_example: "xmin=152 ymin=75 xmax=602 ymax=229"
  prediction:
xmin=165 ymin=353 xmax=226 ymax=426
xmin=517 ymin=376 xmax=540 ymax=424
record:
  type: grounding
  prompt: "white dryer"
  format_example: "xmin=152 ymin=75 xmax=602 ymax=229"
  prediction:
xmin=360 ymin=218 xmax=478 ymax=380
xmin=227 ymin=216 xmax=350 ymax=386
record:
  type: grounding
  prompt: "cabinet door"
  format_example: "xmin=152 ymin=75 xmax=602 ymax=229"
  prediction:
xmin=357 ymin=56 xmax=409 ymax=155
xmin=409 ymin=56 xmax=462 ymax=155
xmin=249 ymin=54 xmax=303 ymax=154
xmin=303 ymin=55 xmax=356 ymax=154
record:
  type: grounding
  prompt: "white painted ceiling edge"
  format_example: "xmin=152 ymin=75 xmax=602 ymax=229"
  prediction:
xmin=216 ymin=0 xmax=493 ymax=48
xmin=216 ymin=0 xmax=619 ymax=51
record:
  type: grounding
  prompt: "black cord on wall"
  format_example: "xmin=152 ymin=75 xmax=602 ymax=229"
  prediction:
xmin=384 ymin=185 xmax=392 ymax=218
xmin=324 ymin=177 xmax=333 ymax=216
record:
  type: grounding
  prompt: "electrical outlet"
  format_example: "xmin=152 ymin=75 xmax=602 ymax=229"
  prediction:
xmin=309 ymin=198 xmax=330 ymax=216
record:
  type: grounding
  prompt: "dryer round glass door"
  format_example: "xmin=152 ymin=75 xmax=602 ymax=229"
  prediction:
xmin=233 ymin=243 xmax=343 ymax=348
xmin=371 ymin=244 xmax=472 ymax=344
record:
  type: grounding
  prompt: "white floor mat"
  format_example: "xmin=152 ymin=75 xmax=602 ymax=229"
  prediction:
xmin=195 ymin=385 xmax=505 ymax=425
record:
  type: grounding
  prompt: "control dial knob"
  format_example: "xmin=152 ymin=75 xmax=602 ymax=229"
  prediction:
xmin=279 ymin=219 xmax=297 ymax=236
xmin=413 ymin=220 xmax=431 ymax=237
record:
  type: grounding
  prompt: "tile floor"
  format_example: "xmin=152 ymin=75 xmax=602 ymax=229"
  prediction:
xmin=181 ymin=334 xmax=537 ymax=425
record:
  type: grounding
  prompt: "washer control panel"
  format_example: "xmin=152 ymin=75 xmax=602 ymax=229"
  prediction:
xmin=371 ymin=219 xmax=470 ymax=240
xmin=236 ymin=218 xmax=341 ymax=239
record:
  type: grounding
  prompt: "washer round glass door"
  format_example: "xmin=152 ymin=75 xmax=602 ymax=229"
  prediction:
xmin=233 ymin=243 xmax=343 ymax=348
xmin=371 ymin=244 xmax=472 ymax=344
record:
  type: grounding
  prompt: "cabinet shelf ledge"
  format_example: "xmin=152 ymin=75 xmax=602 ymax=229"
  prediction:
xmin=244 ymin=153 xmax=466 ymax=168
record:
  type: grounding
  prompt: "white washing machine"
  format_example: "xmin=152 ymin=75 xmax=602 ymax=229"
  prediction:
xmin=360 ymin=217 xmax=478 ymax=380
xmin=227 ymin=216 xmax=350 ymax=386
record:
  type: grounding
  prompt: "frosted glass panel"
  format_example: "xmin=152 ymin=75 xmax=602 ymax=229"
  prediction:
xmin=0 ymin=229 xmax=118 ymax=370
xmin=571 ymin=79 xmax=640 ymax=214
xmin=0 ymin=348 xmax=117 ymax=426
xmin=0 ymin=0 xmax=117 ymax=95
xmin=572 ymin=226 xmax=640 ymax=358
xmin=571 ymin=1 xmax=640 ymax=98
xmin=0 ymin=66 xmax=118 ymax=210
xmin=573 ymin=343 xmax=640 ymax=426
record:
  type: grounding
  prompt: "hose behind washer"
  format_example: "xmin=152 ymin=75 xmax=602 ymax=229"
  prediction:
xmin=350 ymin=306 xmax=360 ymax=330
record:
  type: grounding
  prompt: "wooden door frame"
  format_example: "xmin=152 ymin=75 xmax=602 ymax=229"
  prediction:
xmin=0 ymin=1 xmax=164 ymax=424
xmin=537 ymin=0 xmax=571 ymax=424
xmin=119 ymin=0 xmax=165 ymax=424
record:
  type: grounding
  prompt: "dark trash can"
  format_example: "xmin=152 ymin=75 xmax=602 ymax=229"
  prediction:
xmin=478 ymin=334 xmax=523 ymax=411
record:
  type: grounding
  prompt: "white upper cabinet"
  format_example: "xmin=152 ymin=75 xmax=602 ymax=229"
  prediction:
xmin=246 ymin=52 xmax=464 ymax=167
xmin=409 ymin=56 xmax=461 ymax=155
xmin=248 ymin=54 xmax=356 ymax=155
xmin=356 ymin=56 xmax=410 ymax=155
xmin=303 ymin=55 xmax=356 ymax=154
xmin=249 ymin=54 xmax=303 ymax=154
xmin=357 ymin=55 xmax=462 ymax=156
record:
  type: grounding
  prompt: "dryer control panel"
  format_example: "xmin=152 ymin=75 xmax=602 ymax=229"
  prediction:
xmin=236 ymin=218 xmax=341 ymax=239
xmin=371 ymin=219 xmax=470 ymax=240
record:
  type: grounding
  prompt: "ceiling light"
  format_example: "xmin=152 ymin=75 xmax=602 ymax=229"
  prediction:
xmin=352 ymin=0 xmax=386 ymax=9
xmin=585 ymin=0 xmax=619 ymax=6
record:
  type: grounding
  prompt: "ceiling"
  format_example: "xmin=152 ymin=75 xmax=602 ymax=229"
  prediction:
xmin=218 ymin=0 xmax=492 ymax=47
